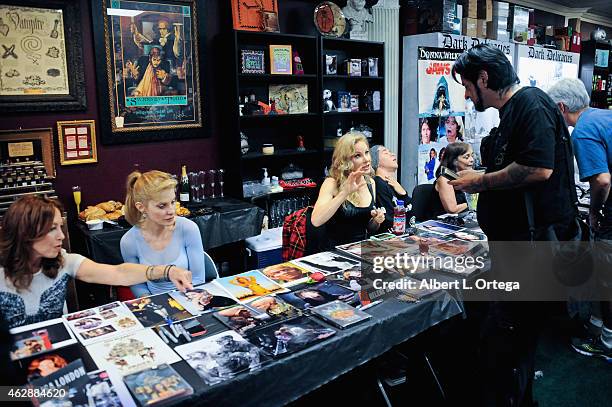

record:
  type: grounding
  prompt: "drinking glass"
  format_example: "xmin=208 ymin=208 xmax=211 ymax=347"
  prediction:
xmin=208 ymin=170 xmax=217 ymax=198
xmin=198 ymin=171 xmax=207 ymax=199
xmin=464 ymin=192 xmax=478 ymax=211
xmin=72 ymin=186 xmax=82 ymax=214
xmin=189 ymin=172 xmax=200 ymax=202
xmin=218 ymin=169 xmax=225 ymax=198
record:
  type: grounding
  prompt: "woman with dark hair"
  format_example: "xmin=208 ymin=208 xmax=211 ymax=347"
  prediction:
xmin=432 ymin=142 xmax=474 ymax=216
xmin=424 ymin=148 xmax=437 ymax=181
xmin=0 ymin=196 xmax=193 ymax=329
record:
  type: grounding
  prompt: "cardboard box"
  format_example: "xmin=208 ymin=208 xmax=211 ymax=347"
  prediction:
xmin=477 ymin=19 xmax=487 ymax=38
xmin=493 ymin=1 xmax=510 ymax=17
xmin=463 ymin=0 xmax=477 ymax=18
xmin=463 ymin=17 xmax=478 ymax=37
xmin=487 ymin=20 xmax=509 ymax=41
xmin=478 ymin=0 xmax=493 ymax=21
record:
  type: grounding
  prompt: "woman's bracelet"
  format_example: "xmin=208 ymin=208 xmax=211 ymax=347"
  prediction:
xmin=145 ymin=265 xmax=155 ymax=281
xmin=164 ymin=264 xmax=175 ymax=282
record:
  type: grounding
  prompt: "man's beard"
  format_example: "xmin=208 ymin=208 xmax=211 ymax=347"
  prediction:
xmin=474 ymin=84 xmax=486 ymax=112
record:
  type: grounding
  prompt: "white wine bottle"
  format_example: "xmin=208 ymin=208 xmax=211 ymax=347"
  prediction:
xmin=179 ymin=165 xmax=190 ymax=203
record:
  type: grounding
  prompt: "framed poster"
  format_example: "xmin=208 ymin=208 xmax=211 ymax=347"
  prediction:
xmin=56 ymin=120 xmax=98 ymax=165
xmin=0 ymin=128 xmax=56 ymax=177
xmin=91 ymin=0 xmax=204 ymax=144
xmin=241 ymin=50 xmax=265 ymax=74
xmin=0 ymin=0 xmax=86 ymax=112
xmin=270 ymin=45 xmax=292 ymax=75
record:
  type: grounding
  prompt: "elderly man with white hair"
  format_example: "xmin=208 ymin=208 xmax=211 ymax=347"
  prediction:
xmin=548 ymin=77 xmax=612 ymax=362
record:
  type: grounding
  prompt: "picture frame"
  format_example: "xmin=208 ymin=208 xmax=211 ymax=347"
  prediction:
xmin=0 ymin=128 xmax=56 ymax=177
xmin=0 ymin=0 xmax=86 ymax=112
xmin=270 ymin=45 xmax=292 ymax=75
xmin=231 ymin=0 xmax=278 ymax=32
xmin=56 ymin=120 xmax=98 ymax=165
xmin=90 ymin=0 xmax=204 ymax=144
xmin=241 ymin=50 xmax=265 ymax=74
xmin=269 ymin=84 xmax=308 ymax=114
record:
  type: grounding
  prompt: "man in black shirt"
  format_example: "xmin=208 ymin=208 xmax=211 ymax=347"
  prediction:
xmin=448 ymin=44 xmax=577 ymax=407
xmin=370 ymin=145 xmax=411 ymax=232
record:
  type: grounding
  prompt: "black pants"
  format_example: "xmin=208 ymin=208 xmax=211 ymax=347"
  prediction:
xmin=596 ymin=215 xmax=612 ymax=330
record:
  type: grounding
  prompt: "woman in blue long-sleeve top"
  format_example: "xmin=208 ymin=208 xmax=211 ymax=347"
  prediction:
xmin=121 ymin=170 xmax=209 ymax=297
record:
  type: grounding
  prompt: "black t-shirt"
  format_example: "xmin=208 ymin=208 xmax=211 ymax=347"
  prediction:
xmin=374 ymin=176 xmax=410 ymax=232
xmin=477 ymin=87 xmax=577 ymax=240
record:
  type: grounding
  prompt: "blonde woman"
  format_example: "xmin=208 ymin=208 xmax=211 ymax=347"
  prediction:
xmin=121 ymin=170 xmax=213 ymax=297
xmin=311 ymin=132 xmax=385 ymax=247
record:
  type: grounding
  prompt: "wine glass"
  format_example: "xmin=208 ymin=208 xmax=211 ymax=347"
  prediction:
xmin=72 ymin=186 xmax=82 ymax=214
xmin=218 ymin=169 xmax=225 ymax=198
xmin=208 ymin=169 xmax=217 ymax=198
xmin=189 ymin=172 xmax=200 ymax=202
xmin=198 ymin=171 xmax=207 ymax=199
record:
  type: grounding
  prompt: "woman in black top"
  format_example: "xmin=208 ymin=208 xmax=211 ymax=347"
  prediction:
xmin=432 ymin=142 xmax=474 ymax=217
xmin=370 ymin=145 xmax=411 ymax=232
xmin=311 ymin=132 xmax=386 ymax=247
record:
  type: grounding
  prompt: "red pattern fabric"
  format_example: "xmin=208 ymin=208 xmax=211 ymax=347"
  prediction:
xmin=282 ymin=206 xmax=312 ymax=261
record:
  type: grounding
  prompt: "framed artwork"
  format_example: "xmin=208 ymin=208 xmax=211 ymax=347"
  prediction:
xmin=56 ymin=120 xmax=98 ymax=165
xmin=269 ymin=84 xmax=308 ymax=114
xmin=269 ymin=45 xmax=292 ymax=75
xmin=241 ymin=50 xmax=265 ymax=74
xmin=231 ymin=0 xmax=278 ymax=32
xmin=0 ymin=128 xmax=56 ymax=177
xmin=91 ymin=0 xmax=204 ymax=144
xmin=0 ymin=0 xmax=86 ymax=112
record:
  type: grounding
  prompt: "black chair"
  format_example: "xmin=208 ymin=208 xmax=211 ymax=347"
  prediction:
xmin=411 ymin=184 xmax=436 ymax=222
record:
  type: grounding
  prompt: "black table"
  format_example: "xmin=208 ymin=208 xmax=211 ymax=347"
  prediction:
xmin=166 ymin=292 xmax=462 ymax=407
xmin=74 ymin=198 xmax=264 ymax=265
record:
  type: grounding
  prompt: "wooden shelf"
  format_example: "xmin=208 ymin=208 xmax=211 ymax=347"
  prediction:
xmin=241 ymin=149 xmax=319 ymax=160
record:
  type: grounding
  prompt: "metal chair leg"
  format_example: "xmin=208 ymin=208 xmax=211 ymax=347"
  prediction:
xmin=376 ymin=376 xmax=393 ymax=407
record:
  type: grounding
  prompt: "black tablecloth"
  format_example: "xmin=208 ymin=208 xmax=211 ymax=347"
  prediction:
xmin=174 ymin=292 xmax=461 ymax=407
xmin=74 ymin=198 xmax=264 ymax=264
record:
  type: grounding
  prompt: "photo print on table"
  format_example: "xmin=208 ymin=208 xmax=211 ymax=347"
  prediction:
xmin=175 ymin=330 xmax=265 ymax=386
xmin=9 ymin=318 xmax=76 ymax=361
xmin=168 ymin=281 xmax=239 ymax=315
xmin=416 ymin=220 xmax=464 ymax=235
xmin=245 ymin=315 xmax=335 ymax=357
xmin=153 ymin=317 xmax=212 ymax=348
xmin=311 ymin=300 xmax=371 ymax=329
xmin=123 ymin=363 xmax=193 ymax=406
xmin=215 ymin=270 xmax=289 ymax=303
xmin=213 ymin=304 xmax=267 ymax=335
xmin=86 ymin=329 xmax=180 ymax=377
xmin=291 ymin=252 xmax=360 ymax=275
xmin=64 ymin=302 xmax=143 ymax=345
xmin=260 ymin=262 xmax=311 ymax=287
xmin=16 ymin=343 xmax=98 ymax=384
xmin=124 ymin=293 xmax=193 ymax=328
xmin=279 ymin=281 xmax=358 ymax=310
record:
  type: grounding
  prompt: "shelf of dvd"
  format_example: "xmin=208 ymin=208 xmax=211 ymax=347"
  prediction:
xmin=0 ymin=160 xmax=56 ymax=217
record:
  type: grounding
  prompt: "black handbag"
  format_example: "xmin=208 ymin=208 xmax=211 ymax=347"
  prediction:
xmin=523 ymin=132 xmax=594 ymax=287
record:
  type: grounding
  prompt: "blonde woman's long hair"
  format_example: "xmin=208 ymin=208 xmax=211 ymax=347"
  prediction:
xmin=124 ymin=170 xmax=177 ymax=226
xmin=330 ymin=132 xmax=373 ymax=206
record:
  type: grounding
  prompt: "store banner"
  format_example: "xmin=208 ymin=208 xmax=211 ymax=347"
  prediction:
xmin=516 ymin=44 xmax=580 ymax=90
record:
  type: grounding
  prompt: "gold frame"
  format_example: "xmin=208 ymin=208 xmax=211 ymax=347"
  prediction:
xmin=56 ymin=120 xmax=98 ymax=165
xmin=270 ymin=45 xmax=293 ymax=75
xmin=0 ymin=128 xmax=56 ymax=177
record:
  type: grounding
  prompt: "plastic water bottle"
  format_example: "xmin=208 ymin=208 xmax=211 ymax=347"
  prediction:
xmin=393 ymin=200 xmax=406 ymax=235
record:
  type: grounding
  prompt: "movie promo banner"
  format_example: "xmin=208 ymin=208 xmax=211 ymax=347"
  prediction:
xmin=417 ymin=47 xmax=465 ymax=118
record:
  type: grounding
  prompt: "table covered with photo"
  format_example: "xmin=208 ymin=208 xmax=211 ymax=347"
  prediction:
xmin=74 ymin=197 xmax=265 ymax=264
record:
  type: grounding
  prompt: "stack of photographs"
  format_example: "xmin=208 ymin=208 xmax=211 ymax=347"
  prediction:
xmin=123 ymin=363 xmax=193 ymax=406
xmin=175 ymin=330 xmax=265 ymax=386
xmin=259 ymin=262 xmax=311 ymax=287
xmin=64 ymin=302 xmax=143 ymax=345
xmin=290 ymin=251 xmax=360 ymax=275
xmin=31 ymin=358 xmax=132 ymax=407
xmin=10 ymin=318 xmax=76 ymax=361
xmin=311 ymin=301 xmax=372 ymax=329
xmin=153 ymin=317 xmax=212 ymax=347
xmin=124 ymin=293 xmax=194 ymax=328
xmin=215 ymin=270 xmax=289 ymax=303
xmin=86 ymin=329 xmax=180 ymax=377
xmin=245 ymin=315 xmax=336 ymax=358
xmin=214 ymin=296 xmax=301 ymax=335
xmin=168 ymin=281 xmax=239 ymax=315
xmin=279 ymin=281 xmax=358 ymax=310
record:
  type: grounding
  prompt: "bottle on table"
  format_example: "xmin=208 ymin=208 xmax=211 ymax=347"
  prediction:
xmin=392 ymin=200 xmax=406 ymax=235
xmin=180 ymin=165 xmax=190 ymax=204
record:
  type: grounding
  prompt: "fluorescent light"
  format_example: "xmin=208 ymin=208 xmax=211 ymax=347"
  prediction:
xmin=106 ymin=8 xmax=143 ymax=17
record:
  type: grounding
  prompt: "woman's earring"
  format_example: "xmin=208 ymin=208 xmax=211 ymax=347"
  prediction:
xmin=142 ymin=212 xmax=147 ymax=219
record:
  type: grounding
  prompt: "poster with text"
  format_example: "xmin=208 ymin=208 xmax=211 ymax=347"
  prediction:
xmin=417 ymin=47 xmax=465 ymax=118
